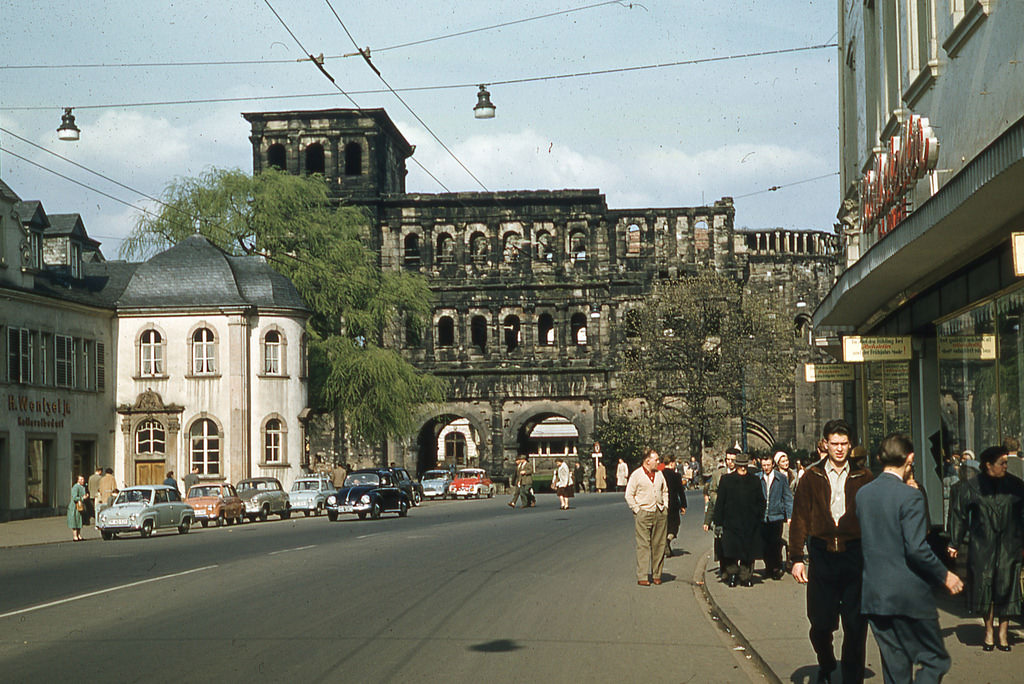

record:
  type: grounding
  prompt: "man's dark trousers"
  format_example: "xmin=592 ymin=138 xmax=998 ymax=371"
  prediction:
xmin=761 ymin=519 xmax=784 ymax=574
xmin=867 ymin=615 xmax=949 ymax=684
xmin=807 ymin=538 xmax=867 ymax=684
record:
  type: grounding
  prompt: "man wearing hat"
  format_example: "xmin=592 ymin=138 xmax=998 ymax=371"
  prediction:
xmin=713 ymin=452 xmax=765 ymax=587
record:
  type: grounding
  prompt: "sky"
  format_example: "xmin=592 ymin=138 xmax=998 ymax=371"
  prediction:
xmin=0 ymin=1 xmax=839 ymax=258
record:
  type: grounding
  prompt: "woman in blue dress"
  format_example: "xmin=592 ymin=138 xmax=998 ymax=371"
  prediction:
xmin=66 ymin=474 xmax=88 ymax=541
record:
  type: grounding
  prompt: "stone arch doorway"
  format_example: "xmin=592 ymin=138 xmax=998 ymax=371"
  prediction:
xmin=510 ymin=410 xmax=586 ymax=477
xmin=413 ymin=413 xmax=487 ymax=477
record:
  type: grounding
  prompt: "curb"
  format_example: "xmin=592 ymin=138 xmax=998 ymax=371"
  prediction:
xmin=693 ymin=546 xmax=783 ymax=684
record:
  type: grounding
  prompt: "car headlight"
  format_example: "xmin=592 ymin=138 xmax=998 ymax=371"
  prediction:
xmin=327 ymin=495 xmax=336 ymax=505
xmin=360 ymin=494 xmax=370 ymax=504
xmin=130 ymin=513 xmax=138 ymax=521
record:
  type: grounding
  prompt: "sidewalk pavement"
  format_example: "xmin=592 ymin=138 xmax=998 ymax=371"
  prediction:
xmin=1 ymin=513 xmax=102 ymax=548
xmin=699 ymin=545 xmax=1020 ymax=683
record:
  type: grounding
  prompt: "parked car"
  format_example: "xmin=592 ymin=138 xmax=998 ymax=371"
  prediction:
xmin=449 ymin=468 xmax=496 ymax=499
xmin=185 ymin=482 xmax=244 ymax=527
xmin=390 ymin=467 xmax=424 ymax=506
xmin=420 ymin=469 xmax=453 ymax=499
xmin=325 ymin=468 xmax=410 ymax=521
xmin=97 ymin=485 xmax=194 ymax=539
xmin=237 ymin=477 xmax=291 ymax=521
xmin=289 ymin=475 xmax=334 ymax=516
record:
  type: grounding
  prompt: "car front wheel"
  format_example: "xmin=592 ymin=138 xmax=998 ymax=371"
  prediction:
xmin=413 ymin=491 xmax=422 ymax=506
xmin=178 ymin=518 xmax=191 ymax=534
xmin=259 ymin=507 xmax=268 ymax=522
xmin=101 ymin=530 xmax=113 ymax=541
xmin=327 ymin=511 xmax=338 ymax=522
xmin=399 ymin=500 xmax=409 ymax=517
xmin=370 ymin=502 xmax=381 ymax=520
xmin=280 ymin=508 xmax=291 ymax=520
xmin=140 ymin=519 xmax=154 ymax=538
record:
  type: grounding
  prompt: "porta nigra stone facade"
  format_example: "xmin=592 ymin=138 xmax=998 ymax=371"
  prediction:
xmin=244 ymin=109 xmax=843 ymax=475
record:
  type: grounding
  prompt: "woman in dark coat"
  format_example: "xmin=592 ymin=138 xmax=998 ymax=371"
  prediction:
xmin=712 ymin=453 xmax=765 ymax=587
xmin=948 ymin=445 xmax=1024 ymax=651
xmin=660 ymin=454 xmax=688 ymax=557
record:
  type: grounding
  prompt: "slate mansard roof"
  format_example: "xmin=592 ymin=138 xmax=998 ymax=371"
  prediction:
xmin=111 ymin=234 xmax=308 ymax=311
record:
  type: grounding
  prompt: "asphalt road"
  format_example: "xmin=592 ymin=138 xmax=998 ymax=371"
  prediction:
xmin=0 ymin=492 xmax=757 ymax=683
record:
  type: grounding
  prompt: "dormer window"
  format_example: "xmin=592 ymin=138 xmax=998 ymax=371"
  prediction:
xmin=30 ymin=231 xmax=43 ymax=269
xmin=70 ymin=242 xmax=82 ymax=278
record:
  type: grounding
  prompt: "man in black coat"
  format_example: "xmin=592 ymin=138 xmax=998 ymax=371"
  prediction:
xmin=712 ymin=453 xmax=765 ymax=587
xmin=661 ymin=454 xmax=688 ymax=557
xmin=857 ymin=433 xmax=963 ymax=683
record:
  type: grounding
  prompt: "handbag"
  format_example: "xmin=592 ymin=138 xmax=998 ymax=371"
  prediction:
xmin=75 ymin=500 xmax=84 ymax=512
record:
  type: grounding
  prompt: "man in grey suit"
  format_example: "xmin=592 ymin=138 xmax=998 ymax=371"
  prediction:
xmin=856 ymin=434 xmax=963 ymax=683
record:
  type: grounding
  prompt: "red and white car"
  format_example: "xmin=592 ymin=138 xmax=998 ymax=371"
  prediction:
xmin=449 ymin=468 xmax=496 ymax=499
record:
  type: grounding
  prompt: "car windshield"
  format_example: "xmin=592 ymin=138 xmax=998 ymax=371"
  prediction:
xmin=115 ymin=489 xmax=152 ymax=505
xmin=189 ymin=486 xmax=221 ymax=498
xmin=237 ymin=481 xmax=259 ymax=492
xmin=423 ymin=471 xmax=448 ymax=480
xmin=345 ymin=473 xmax=380 ymax=487
xmin=456 ymin=470 xmax=482 ymax=479
xmin=292 ymin=480 xmax=324 ymax=491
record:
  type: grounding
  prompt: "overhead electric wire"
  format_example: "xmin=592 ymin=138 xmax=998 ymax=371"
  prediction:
xmin=1 ymin=1 xmax=626 ymax=71
xmin=324 ymin=0 xmax=490 ymax=193
xmin=732 ymin=172 xmax=838 ymax=199
xmin=0 ymin=43 xmax=837 ymax=112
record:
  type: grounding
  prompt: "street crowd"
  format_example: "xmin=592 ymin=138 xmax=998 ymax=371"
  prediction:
xmin=624 ymin=419 xmax=1024 ymax=684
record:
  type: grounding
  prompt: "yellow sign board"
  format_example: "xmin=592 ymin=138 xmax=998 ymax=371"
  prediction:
xmin=804 ymin=363 xmax=855 ymax=382
xmin=843 ymin=336 xmax=912 ymax=362
xmin=937 ymin=334 xmax=997 ymax=360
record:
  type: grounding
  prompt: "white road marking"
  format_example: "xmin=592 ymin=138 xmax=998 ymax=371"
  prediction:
xmin=355 ymin=534 xmax=377 ymax=540
xmin=268 ymin=544 xmax=316 ymax=555
xmin=0 ymin=564 xmax=218 ymax=620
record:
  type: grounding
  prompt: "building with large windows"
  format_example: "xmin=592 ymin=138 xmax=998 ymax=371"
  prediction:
xmin=816 ymin=2 xmax=1024 ymax=519
xmin=1 ymin=178 xmax=311 ymax=521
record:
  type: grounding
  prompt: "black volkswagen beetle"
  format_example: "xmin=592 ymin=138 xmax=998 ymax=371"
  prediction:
xmin=325 ymin=468 xmax=410 ymax=521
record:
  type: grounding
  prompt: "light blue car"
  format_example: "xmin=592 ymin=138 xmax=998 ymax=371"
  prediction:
xmin=97 ymin=485 xmax=194 ymax=540
xmin=289 ymin=475 xmax=334 ymax=516
xmin=420 ymin=469 xmax=453 ymax=500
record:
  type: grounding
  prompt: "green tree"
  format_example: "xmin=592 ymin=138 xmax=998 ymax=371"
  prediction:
xmin=614 ymin=270 xmax=790 ymax=459
xmin=121 ymin=167 xmax=446 ymax=444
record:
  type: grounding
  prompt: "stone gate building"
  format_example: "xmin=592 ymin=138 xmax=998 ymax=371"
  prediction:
xmin=243 ymin=108 xmax=843 ymax=475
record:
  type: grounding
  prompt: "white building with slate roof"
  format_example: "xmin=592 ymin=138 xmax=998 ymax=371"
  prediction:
xmin=2 ymin=178 xmax=311 ymax=521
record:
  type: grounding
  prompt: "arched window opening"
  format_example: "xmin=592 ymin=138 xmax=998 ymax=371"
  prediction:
xmin=136 ymin=420 xmax=165 ymax=454
xmin=504 ymin=315 xmax=521 ymax=352
xmin=140 ymin=329 xmax=163 ymax=376
xmin=190 ymin=419 xmax=220 ymax=476
xmin=570 ymin=231 xmax=587 ymax=263
xmin=404 ymin=234 xmax=421 ymax=269
xmin=470 ymin=316 xmax=487 ymax=352
xmin=344 ymin=142 xmax=362 ymax=176
xmin=694 ymin=220 xmax=709 ymax=252
xmin=469 ymin=232 xmax=488 ymax=262
xmin=626 ymin=224 xmax=642 ymax=256
xmin=436 ymin=233 xmax=455 ymax=263
xmin=267 ymin=143 xmax=286 ymax=171
xmin=192 ymin=327 xmax=215 ymax=374
xmin=265 ymin=418 xmax=283 ymax=463
xmin=538 ymin=313 xmax=555 ymax=346
xmin=437 ymin=316 xmax=455 ymax=347
xmin=624 ymin=310 xmax=642 ymax=338
xmin=571 ymin=313 xmax=588 ymax=346
xmin=536 ymin=231 xmax=554 ymax=262
xmin=305 ymin=143 xmax=325 ymax=175
xmin=264 ymin=330 xmax=282 ymax=374
xmin=502 ymin=233 xmax=520 ymax=263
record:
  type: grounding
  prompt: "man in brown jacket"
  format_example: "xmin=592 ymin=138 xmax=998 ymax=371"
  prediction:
xmin=789 ymin=419 xmax=873 ymax=684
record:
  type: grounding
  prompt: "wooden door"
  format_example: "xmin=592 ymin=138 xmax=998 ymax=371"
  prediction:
xmin=135 ymin=461 xmax=163 ymax=485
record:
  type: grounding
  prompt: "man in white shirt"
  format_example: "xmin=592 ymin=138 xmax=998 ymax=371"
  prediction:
xmin=625 ymin=448 xmax=669 ymax=586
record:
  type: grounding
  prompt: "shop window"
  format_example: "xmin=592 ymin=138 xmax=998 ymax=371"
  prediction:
xmin=504 ymin=315 xmax=521 ymax=352
xmin=344 ymin=142 xmax=362 ymax=176
xmin=140 ymin=329 xmax=164 ymax=376
xmin=305 ymin=143 xmax=325 ymax=175
xmin=190 ymin=418 xmax=221 ymax=476
xmin=192 ymin=327 xmax=216 ymax=374
xmin=25 ymin=438 xmax=52 ymax=507
xmin=538 ymin=313 xmax=555 ymax=346
xmin=471 ymin=316 xmax=488 ymax=352
xmin=267 ymin=143 xmax=286 ymax=171
xmin=437 ymin=316 xmax=455 ymax=347
xmin=136 ymin=420 xmax=166 ymax=455
xmin=571 ymin=313 xmax=588 ymax=346
xmin=404 ymin=234 xmax=421 ymax=269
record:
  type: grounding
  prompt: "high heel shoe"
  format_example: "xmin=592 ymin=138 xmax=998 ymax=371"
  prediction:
xmin=996 ymin=642 xmax=1011 ymax=652
xmin=982 ymin=642 xmax=995 ymax=652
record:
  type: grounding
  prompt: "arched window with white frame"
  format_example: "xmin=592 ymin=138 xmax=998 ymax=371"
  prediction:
xmin=190 ymin=418 xmax=220 ymax=476
xmin=140 ymin=329 xmax=164 ymax=376
xmin=191 ymin=327 xmax=215 ymax=375
xmin=263 ymin=417 xmax=285 ymax=464
xmin=136 ymin=420 xmax=166 ymax=455
xmin=263 ymin=329 xmax=287 ymax=375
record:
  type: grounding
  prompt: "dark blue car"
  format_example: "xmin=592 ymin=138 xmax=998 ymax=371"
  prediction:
xmin=325 ymin=468 xmax=410 ymax=521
